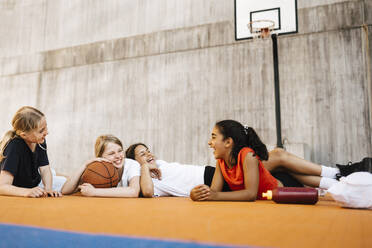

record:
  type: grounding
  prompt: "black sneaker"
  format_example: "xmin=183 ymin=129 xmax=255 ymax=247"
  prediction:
xmin=336 ymin=157 xmax=372 ymax=179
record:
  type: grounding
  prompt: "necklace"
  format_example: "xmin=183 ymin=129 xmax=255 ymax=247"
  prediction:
xmin=38 ymin=143 xmax=47 ymax=151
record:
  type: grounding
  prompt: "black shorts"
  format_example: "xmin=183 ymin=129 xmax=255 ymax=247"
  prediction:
xmin=271 ymin=171 xmax=304 ymax=187
xmin=204 ymin=166 xmax=231 ymax=192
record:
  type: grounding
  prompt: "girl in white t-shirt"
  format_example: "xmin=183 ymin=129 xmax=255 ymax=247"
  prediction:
xmin=61 ymin=135 xmax=142 ymax=197
xmin=125 ymin=143 xmax=228 ymax=197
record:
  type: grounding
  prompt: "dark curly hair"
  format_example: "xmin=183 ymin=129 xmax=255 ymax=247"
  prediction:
xmin=215 ymin=120 xmax=268 ymax=166
xmin=125 ymin=143 xmax=148 ymax=160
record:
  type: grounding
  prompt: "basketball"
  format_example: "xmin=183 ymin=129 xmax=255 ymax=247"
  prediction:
xmin=81 ymin=161 xmax=119 ymax=188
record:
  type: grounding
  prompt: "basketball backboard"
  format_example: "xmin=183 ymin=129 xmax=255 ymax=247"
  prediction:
xmin=235 ymin=0 xmax=298 ymax=40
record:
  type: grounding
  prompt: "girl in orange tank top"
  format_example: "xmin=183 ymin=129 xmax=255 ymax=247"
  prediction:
xmin=190 ymin=120 xmax=277 ymax=201
xmin=189 ymin=120 xmax=344 ymax=201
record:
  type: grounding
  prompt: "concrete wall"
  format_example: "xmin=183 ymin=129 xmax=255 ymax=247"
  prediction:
xmin=0 ymin=0 xmax=360 ymax=57
xmin=0 ymin=0 xmax=371 ymax=174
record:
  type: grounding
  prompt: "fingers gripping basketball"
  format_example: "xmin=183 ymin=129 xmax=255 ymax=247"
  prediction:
xmin=81 ymin=161 xmax=119 ymax=188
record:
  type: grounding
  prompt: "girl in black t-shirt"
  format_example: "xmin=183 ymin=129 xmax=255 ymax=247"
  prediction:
xmin=0 ymin=106 xmax=61 ymax=197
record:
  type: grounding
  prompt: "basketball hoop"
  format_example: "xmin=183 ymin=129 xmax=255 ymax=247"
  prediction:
xmin=248 ymin=20 xmax=275 ymax=39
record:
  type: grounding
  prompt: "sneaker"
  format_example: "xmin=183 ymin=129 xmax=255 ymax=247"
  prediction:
xmin=336 ymin=157 xmax=372 ymax=179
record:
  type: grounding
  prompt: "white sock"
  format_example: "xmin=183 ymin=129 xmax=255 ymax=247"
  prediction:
xmin=320 ymin=165 xmax=340 ymax=179
xmin=319 ymin=177 xmax=338 ymax=189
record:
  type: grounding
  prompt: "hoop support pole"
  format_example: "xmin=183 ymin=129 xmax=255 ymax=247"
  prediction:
xmin=271 ymin=34 xmax=283 ymax=148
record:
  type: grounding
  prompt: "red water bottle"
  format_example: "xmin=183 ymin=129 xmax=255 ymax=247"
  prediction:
xmin=262 ymin=187 xmax=319 ymax=204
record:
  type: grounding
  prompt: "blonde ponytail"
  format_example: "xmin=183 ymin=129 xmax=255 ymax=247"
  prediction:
xmin=0 ymin=106 xmax=44 ymax=163
xmin=0 ymin=130 xmax=17 ymax=162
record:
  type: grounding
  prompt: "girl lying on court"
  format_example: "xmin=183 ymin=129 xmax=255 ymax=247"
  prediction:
xmin=125 ymin=143 xmax=230 ymax=197
xmin=0 ymin=106 xmax=64 ymax=198
xmin=61 ymin=135 xmax=150 ymax=197
xmin=190 ymin=120 xmax=371 ymax=201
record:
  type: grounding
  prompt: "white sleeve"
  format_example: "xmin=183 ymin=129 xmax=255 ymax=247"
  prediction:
xmin=125 ymin=159 xmax=140 ymax=181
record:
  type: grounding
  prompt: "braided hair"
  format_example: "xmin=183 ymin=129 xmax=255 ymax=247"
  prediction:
xmin=215 ymin=120 xmax=268 ymax=166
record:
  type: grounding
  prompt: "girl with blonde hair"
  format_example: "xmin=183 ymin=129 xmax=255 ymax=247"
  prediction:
xmin=0 ymin=106 xmax=62 ymax=197
xmin=61 ymin=135 xmax=145 ymax=197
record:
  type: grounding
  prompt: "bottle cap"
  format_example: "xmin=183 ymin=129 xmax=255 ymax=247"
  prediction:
xmin=262 ymin=190 xmax=272 ymax=200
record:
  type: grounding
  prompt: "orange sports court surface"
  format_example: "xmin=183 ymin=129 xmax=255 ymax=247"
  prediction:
xmin=0 ymin=194 xmax=371 ymax=247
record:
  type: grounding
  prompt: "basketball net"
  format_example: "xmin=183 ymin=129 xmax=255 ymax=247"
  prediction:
xmin=248 ymin=20 xmax=275 ymax=39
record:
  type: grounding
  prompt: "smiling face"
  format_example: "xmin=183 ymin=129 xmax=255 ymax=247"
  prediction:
xmin=101 ymin=142 xmax=125 ymax=168
xmin=133 ymin=145 xmax=156 ymax=166
xmin=21 ymin=117 xmax=48 ymax=144
xmin=208 ymin=126 xmax=232 ymax=161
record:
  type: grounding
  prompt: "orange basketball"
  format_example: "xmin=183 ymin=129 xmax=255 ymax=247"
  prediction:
xmin=81 ymin=161 xmax=119 ymax=188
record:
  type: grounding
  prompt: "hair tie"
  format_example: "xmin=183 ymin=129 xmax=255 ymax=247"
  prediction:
xmin=243 ymin=125 xmax=249 ymax=135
